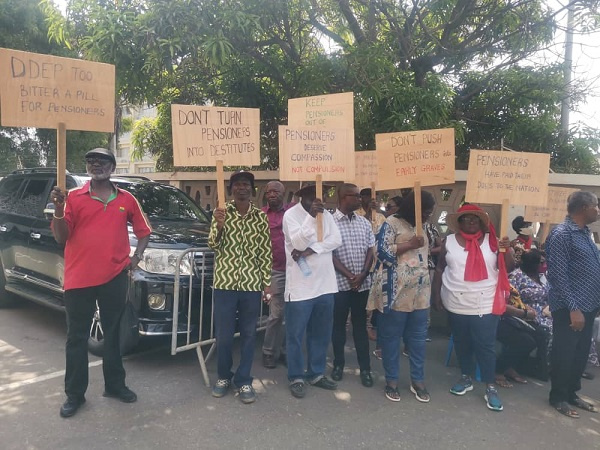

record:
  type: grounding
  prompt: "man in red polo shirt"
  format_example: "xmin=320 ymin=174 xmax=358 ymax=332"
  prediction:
xmin=51 ymin=148 xmax=151 ymax=418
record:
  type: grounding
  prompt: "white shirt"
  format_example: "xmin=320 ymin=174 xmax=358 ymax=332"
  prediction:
xmin=283 ymin=203 xmax=342 ymax=302
xmin=441 ymin=233 xmax=498 ymax=316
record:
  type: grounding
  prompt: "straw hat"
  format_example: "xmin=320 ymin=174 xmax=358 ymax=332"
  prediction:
xmin=446 ymin=204 xmax=490 ymax=232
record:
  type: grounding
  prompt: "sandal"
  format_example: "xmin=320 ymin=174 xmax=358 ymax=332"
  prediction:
xmin=582 ymin=371 xmax=595 ymax=380
xmin=372 ymin=349 xmax=382 ymax=360
xmin=384 ymin=385 xmax=401 ymax=402
xmin=495 ymin=375 xmax=513 ymax=388
xmin=505 ymin=370 xmax=528 ymax=384
xmin=553 ymin=401 xmax=580 ymax=418
xmin=410 ymin=384 xmax=431 ymax=403
xmin=569 ymin=397 xmax=598 ymax=413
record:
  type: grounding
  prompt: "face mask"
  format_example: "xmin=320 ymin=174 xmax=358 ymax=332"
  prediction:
xmin=538 ymin=263 xmax=547 ymax=274
xmin=519 ymin=226 xmax=534 ymax=236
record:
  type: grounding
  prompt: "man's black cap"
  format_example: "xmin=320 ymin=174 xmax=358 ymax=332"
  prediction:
xmin=360 ymin=188 xmax=372 ymax=196
xmin=229 ymin=170 xmax=255 ymax=190
xmin=85 ymin=148 xmax=116 ymax=165
xmin=295 ymin=183 xmax=334 ymax=197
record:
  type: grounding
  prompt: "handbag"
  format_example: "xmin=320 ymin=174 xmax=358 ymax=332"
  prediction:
xmin=503 ymin=315 xmax=536 ymax=332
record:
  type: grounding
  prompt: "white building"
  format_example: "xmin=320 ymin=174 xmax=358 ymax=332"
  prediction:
xmin=115 ymin=105 xmax=157 ymax=175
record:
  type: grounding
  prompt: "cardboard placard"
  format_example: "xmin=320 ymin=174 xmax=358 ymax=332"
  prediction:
xmin=524 ymin=186 xmax=579 ymax=224
xmin=465 ymin=149 xmax=550 ymax=206
xmin=288 ymin=92 xmax=354 ymax=128
xmin=0 ymin=48 xmax=115 ymax=132
xmin=278 ymin=125 xmax=355 ymax=181
xmin=353 ymin=150 xmax=378 ymax=188
xmin=375 ymin=128 xmax=455 ymax=190
xmin=171 ymin=104 xmax=260 ymax=167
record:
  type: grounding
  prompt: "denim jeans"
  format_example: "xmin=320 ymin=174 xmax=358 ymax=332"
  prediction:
xmin=379 ymin=308 xmax=428 ymax=383
xmin=448 ymin=312 xmax=499 ymax=384
xmin=213 ymin=289 xmax=261 ymax=387
xmin=285 ymin=294 xmax=334 ymax=382
xmin=332 ymin=290 xmax=370 ymax=371
xmin=64 ymin=271 xmax=128 ymax=400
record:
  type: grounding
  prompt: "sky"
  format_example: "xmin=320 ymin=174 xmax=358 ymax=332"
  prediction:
xmin=52 ymin=0 xmax=599 ymax=130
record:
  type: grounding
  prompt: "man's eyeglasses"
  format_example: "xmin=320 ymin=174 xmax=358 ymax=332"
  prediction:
xmin=385 ymin=204 xmax=397 ymax=210
xmin=345 ymin=193 xmax=361 ymax=198
xmin=85 ymin=157 xmax=112 ymax=166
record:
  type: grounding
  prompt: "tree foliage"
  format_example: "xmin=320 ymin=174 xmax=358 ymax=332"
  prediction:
xmin=0 ymin=0 xmax=109 ymax=173
xmin=45 ymin=0 xmax=600 ymax=173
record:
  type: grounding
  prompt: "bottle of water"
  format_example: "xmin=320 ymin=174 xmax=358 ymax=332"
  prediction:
xmin=297 ymin=256 xmax=312 ymax=276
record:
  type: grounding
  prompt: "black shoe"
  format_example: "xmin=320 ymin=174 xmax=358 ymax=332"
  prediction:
xmin=290 ymin=381 xmax=306 ymax=398
xmin=263 ymin=353 xmax=277 ymax=369
xmin=310 ymin=376 xmax=338 ymax=390
xmin=360 ymin=370 xmax=374 ymax=388
xmin=103 ymin=386 xmax=137 ymax=403
xmin=331 ymin=366 xmax=344 ymax=381
xmin=60 ymin=396 xmax=85 ymax=418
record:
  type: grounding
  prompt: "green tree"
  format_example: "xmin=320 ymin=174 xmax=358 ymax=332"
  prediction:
xmin=46 ymin=0 xmax=600 ymax=173
xmin=0 ymin=0 xmax=110 ymax=173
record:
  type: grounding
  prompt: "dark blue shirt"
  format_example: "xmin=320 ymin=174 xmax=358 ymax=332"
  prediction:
xmin=546 ymin=216 xmax=600 ymax=312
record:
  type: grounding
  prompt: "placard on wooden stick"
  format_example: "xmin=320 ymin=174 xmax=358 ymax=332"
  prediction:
xmin=288 ymin=92 xmax=354 ymax=128
xmin=465 ymin=150 xmax=550 ymax=207
xmin=375 ymin=128 xmax=455 ymax=190
xmin=0 ymin=48 xmax=115 ymax=132
xmin=0 ymin=48 xmax=115 ymax=190
xmin=524 ymin=186 xmax=579 ymax=224
xmin=171 ymin=104 xmax=260 ymax=167
xmin=278 ymin=126 xmax=355 ymax=181
xmin=465 ymin=149 xmax=550 ymax=237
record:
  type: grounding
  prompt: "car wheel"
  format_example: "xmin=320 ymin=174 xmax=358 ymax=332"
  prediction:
xmin=87 ymin=303 xmax=139 ymax=356
xmin=0 ymin=259 xmax=16 ymax=308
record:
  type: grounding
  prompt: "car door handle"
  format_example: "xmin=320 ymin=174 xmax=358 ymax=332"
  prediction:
xmin=30 ymin=232 xmax=41 ymax=240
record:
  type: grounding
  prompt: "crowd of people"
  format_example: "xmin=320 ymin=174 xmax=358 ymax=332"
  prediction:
xmin=50 ymin=152 xmax=599 ymax=419
xmin=207 ymin=171 xmax=599 ymax=417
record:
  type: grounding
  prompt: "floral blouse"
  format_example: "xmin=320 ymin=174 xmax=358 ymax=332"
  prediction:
xmin=371 ymin=216 xmax=430 ymax=313
xmin=509 ymin=268 xmax=552 ymax=329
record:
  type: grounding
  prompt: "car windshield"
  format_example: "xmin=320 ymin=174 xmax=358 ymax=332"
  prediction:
xmin=118 ymin=182 xmax=210 ymax=223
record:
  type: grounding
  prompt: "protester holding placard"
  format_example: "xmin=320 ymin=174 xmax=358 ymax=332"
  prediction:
xmin=330 ymin=184 xmax=376 ymax=387
xmin=283 ymin=184 xmax=342 ymax=398
xmin=545 ymin=191 xmax=600 ymax=418
xmin=357 ymin=188 xmax=386 ymax=233
xmin=372 ymin=191 xmax=434 ymax=403
xmin=50 ymin=148 xmax=151 ymax=418
xmin=208 ymin=171 xmax=272 ymax=404
xmin=432 ymin=204 xmax=514 ymax=412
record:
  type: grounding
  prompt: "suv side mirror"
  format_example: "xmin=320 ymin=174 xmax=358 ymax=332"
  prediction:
xmin=44 ymin=202 xmax=55 ymax=220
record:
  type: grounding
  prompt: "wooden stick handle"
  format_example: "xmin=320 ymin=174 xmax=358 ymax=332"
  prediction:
xmin=414 ymin=182 xmax=422 ymax=237
xmin=57 ymin=123 xmax=67 ymax=190
xmin=216 ymin=160 xmax=225 ymax=208
xmin=316 ymin=175 xmax=323 ymax=242
xmin=499 ymin=198 xmax=510 ymax=252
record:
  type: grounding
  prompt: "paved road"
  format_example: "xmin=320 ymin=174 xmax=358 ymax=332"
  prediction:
xmin=1 ymin=300 xmax=599 ymax=450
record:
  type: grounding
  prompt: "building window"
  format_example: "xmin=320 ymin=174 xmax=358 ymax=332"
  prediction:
xmin=115 ymin=168 xmax=129 ymax=174
xmin=137 ymin=167 xmax=154 ymax=174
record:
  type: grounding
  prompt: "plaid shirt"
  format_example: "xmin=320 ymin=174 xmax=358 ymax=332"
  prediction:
xmin=333 ymin=209 xmax=376 ymax=292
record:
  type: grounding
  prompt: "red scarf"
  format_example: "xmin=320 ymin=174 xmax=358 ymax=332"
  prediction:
xmin=517 ymin=235 xmax=532 ymax=250
xmin=459 ymin=225 xmax=509 ymax=316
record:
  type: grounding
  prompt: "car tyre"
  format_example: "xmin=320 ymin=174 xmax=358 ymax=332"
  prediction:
xmin=87 ymin=303 xmax=139 ymax=356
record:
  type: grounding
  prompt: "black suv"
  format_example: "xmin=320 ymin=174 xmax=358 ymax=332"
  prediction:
xmin=0 ymin=168 xmax=214 ymax=355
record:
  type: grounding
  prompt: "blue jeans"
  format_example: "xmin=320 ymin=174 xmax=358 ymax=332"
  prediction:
xmin=448 ymin=312 xmax=499 ymax=384
xmin=213 ymin=289 xmax=261 ymax=387
xmin=379 ymin=308 xmax=428 ymax=383
xmin=285 ymin=294 xmax=334 ymax=382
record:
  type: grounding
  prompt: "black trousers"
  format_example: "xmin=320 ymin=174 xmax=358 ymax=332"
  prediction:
xmin=496 ymin=318 xmax=538 ymax=374
xmin=64 ymin=271 xmax=128 ymax=400
xmin=549 ymin=307 xmax=599 ymax=405
xmin=332 ymin=289 xmax=371 ymax=372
